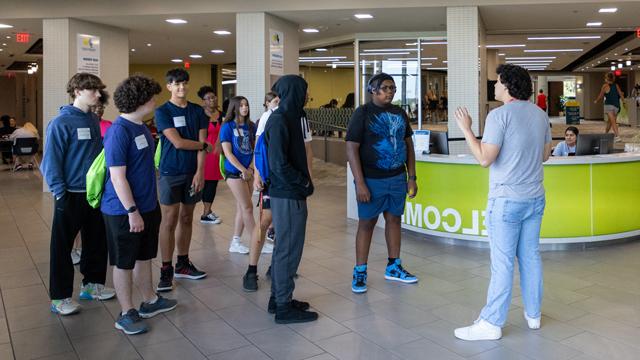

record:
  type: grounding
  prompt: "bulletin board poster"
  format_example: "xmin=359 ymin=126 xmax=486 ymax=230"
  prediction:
xmin=77 ymin=34 xmax=101 ymax=76
xmin=269 ymin=29 xmax=284 ymax=76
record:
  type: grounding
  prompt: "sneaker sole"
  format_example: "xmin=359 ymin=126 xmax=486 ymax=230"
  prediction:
xmin=275 ymin=315 xmax=318 ymax=324
xmin=79 ymin=293 xmax=116 ymax=301
xmin=229 ymin=249 xmax=250 ymax=254
xmin=156 ymin=285 xmax=173 ymax=292
xmin=50 ymin=306 xmax=80 ymax=316
xmin=139 ymin=304 xmax=177 ymax=319
xmin=242 ymin=286 xmax=258 ymax=292
xmin=200 ymin=220 xmax=222 ymax=224
xmin=351 ymin=287 xmax=367 ymax=293
xmin=115 ymin=322 xmax=148 ymax=335
xmin=384 ymin=275 xmax=419 ymax=284
xmin=174 ymin=273 xmax=207 ymax=280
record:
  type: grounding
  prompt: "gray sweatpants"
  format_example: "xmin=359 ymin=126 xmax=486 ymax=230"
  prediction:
xmin=270 ymin=197 xmax=308 ymax=306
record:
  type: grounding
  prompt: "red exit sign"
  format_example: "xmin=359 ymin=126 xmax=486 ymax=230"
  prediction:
xmin=16 ymin=33 xmax=30 ymax=43
xmin=637 ymin=27 xmax=640 ymax=38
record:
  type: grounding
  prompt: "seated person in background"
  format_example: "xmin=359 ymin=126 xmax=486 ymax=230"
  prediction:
xmin=10 ymin=121 xmax=39 ymax=170
xmin=1 ymin=115 xmax=18 ymax=164
xmin=552 ymin=126 xmax=578 ymax=156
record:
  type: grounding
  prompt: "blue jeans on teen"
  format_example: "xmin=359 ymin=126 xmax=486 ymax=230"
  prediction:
xmin=479 ymin=195 xmax=546 ymax=327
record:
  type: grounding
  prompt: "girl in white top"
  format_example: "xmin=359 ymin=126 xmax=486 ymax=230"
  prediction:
xmin=552 ymin=126 xmax=578 ymax=156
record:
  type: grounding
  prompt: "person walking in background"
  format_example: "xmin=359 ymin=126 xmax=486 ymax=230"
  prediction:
xmin=103 ymin=75 xmax=177 ymax=335
xmin=155 ymin=68 xmax=211 ymax=292
xmin=453 ymin=64 xmax=551 ymax=341
xmin=197 ymin=85 xmax=224 ymax=225
xmin=95 ymin=89 xmax=112 ymax=138
xmin=594 ymin=72 xmax=625 ymax=142
xmin=41 ymin=73 xmax=115 ymax=315
xmin=536 ymin=89 xmax=547 ymax=113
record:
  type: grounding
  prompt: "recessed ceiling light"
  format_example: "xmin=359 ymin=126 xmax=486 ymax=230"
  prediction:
xmin=527 ymin=36 xmax=601 ymax=40
xmin=586 ymin=22 xmax=602 ymax=27
xmin=130 ymin=48 xmax=136 ymax=52
xmin=166 ymin=19 xmax=187 ymax=24
xmin=0 ymin=49 xmax=3 ymax=52
xmin=599 ymin=8 xmax=617 ymax=13
xmin=614 ymin=53 xmax=618 ymax=56
xmin=213 ymin=30 xmax=232 ymax=35
xmin=189 ymin=54 xmax=202 ymax=59
xmin=5 ymin=36 xmax=10 ymax=39
xmin=498 ymin=53 xmax=506 ymax=56
xmin=171 ymin=59 xmax=183 ymax=63
xmin=315 ymin=48 xmax=328 ymax=52
xmin=146 ymin=43 xmax=152 ymax=47
xmin=359 ymin=52 xmax=410 ymax=56
xmin=1 ymin=43 xmax=6 ymax=46
xmin=0 ymin=24 xmax=13 ymax=29
xmin=524 ymin=49 xmax=582 ymax=53
xmin=486 ymin=44 xmax=526 ymax=48
xmin=354 ymin=14 xmax=373 ymax=19
xmin=505 ymin=56 xmax=556 ymax=60
xmin=210 ymin=49 xmax=225 ymax=54
xmin=302 ymin=28 xmax=319 ymax=33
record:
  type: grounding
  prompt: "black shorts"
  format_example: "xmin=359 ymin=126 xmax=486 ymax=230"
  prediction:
xmin=104 ymin=206 xmax=161 ymax=270
xmin=258 ymin=186 xmax=271 ymax=210
xmin=158 ymin=174 xmax=202 ymax=205
xmin=225 ymin=172 xmax=242 ymax=180
xmin=202 ymin=180 xmax=219 ymax=203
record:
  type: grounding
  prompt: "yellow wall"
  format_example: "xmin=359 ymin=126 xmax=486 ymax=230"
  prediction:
xmin=129 ymin=64 xmax=214 ymax=107
xmin=301 ymin=67 xmax=354 ymax=108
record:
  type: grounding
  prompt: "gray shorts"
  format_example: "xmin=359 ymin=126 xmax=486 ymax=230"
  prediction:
xmin=604 ymin=104 xmax=619 ymax=115
xmin=158 ymin=174 xmax=202 ymax=205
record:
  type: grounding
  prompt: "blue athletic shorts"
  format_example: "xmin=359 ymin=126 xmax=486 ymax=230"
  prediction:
xmin=356 ymin=172 xmax=407 ymax=220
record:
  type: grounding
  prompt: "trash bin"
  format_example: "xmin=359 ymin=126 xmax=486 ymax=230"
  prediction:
xmin=565 ymin=100 xmax=580 ymax=125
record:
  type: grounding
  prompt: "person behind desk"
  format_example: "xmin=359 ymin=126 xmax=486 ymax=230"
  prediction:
xmin=10 ymin=121 xmax=39 ymax=170
xmin=552 ymin=126 xmax=578 ymax=156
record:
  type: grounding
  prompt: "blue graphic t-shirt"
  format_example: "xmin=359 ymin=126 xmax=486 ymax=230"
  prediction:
xmin=346 ymin=102 xmax=413 ymax=179
xmin=219 ymin=120 xmax=254 ymax=175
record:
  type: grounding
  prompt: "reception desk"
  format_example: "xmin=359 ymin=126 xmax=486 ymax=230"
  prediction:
xmin=347 ymin=152 xmax=640 ymax=245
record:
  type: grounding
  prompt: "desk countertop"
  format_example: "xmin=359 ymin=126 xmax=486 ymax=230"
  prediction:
xmin=416 ymin=152 xmax=640 ymax=165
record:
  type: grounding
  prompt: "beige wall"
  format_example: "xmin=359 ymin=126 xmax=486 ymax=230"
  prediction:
xmin=300 ymin=67 xmax=354 ymax=108
xmin=129 ymin=64 xmax=213 ymax=112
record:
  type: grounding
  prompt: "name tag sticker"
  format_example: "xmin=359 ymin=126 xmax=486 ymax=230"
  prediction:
xmin=134 ymin=135 xmax=149 ymax=150
xmin=173 ymin=116 xmax=186 ymax=127
xmin=77 ymin=128 xmax=91 ymax=140
xmin=233 ymin=129 xmax=240 ymax=137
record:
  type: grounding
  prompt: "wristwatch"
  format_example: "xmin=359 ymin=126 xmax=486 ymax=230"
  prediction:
xmin=408 ymin=175 xmax=417 ymax=181
xmin=201 ymin=142 xmax=208 ymax=151
xmin=126 ymin=205 xmax=138 ymax=214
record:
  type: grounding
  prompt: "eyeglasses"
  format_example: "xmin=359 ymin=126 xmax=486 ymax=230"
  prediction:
xmin=379 ymin=85 xmax=397 ymax=92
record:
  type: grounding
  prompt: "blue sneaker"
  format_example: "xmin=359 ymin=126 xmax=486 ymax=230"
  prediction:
xmin=385 ymin=259 xmax=418 ymax=284
xmin=351 ymin=265 xmax=368 ymax=293
xmin=138 ymin=295 xmax=177 ymax=319
xmin=115 ymin=309 xmax=148 ymax=335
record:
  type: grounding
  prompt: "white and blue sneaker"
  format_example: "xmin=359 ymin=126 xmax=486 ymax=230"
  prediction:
xmin=384 ymin=259 xmax=418 ymax=284
xmin=51 ymin=298 xmax=81 ymax=315
xmin=79 ymin=283 xmax=116 ymax=301
xmin=351 ymin=264 xmax=368 ymax=293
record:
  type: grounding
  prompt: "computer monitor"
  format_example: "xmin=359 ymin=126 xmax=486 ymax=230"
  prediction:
xmin=430 ymin=131 xmax=449 ymax=155
xmin=576 ymin=133 xmax=614 ymax=155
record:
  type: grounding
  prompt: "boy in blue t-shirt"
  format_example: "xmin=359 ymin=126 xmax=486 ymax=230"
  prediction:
xmin=155 ymin=69 xmax=212 ymax=292
xmin=345 ymin=73 xmax=419 ymax=294
xmin=41 ymin=73 xmax=115 ymax=316
xmin=102 ymin=75 xmax=177 ymax=335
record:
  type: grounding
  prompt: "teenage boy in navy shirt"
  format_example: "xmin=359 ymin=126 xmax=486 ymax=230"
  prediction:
xmin=41 ymin=73 xmax=116 ymax=316
xmin=345 ymin=72 xmax=419 ymax=294
xmin=103 ymin=75 xmax=177 ymax=335
xmin=155 ymin=69 xmax=212 ymax=292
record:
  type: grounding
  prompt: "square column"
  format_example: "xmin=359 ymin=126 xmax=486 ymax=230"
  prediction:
xmin=236 ymin=13 xmax=299 ymax=120
xmin=447 ymin=7 xmax=486 ymax=154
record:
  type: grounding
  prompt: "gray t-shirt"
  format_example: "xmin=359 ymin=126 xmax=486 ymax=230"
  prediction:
xmin=482 ymin=101 xmax=551 ymax=199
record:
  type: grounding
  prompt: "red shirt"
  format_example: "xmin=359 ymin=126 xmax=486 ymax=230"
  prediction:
xmin=536 ymin=94 xmax=547 ymax=110
xmin=204 ymin=117 xmax=223 ymax=181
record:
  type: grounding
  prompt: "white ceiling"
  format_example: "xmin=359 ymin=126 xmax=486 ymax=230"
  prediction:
xmin=1 ymin=2 xmax=640 ymax=73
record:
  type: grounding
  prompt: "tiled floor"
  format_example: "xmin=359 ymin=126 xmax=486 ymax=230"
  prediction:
xmin=1 ymin=160 xmax=640 ymax=360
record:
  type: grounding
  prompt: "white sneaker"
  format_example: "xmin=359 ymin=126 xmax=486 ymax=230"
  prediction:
xmin=79 ymin=283 xmax=117 ymax=301
xmin=70 ymin=249 xmax=81 ymax=265
xmin=229 ymin=237 xmax=250 ymax=254
xmin=261 ymin=241 xmax=274 ymax=254
xmin=51 ymin=298 xmax=81 ymax=315
xmin=454 ymin=319 xmax=502 ymax=341
xmin=524 ymin=311 xmax=541 ymax=330
xmin=614 ymin=136 xmax=622 ymax=143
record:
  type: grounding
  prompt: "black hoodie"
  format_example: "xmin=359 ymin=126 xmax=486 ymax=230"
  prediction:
xmin=264 ymin=75 xmax=314 ymax=200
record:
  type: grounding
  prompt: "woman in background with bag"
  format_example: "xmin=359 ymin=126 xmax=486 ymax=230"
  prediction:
xmin=594 ymin=72 xmax=625 ymax=142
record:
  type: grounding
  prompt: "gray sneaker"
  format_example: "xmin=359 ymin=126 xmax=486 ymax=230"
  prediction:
xmin=115 ymin=309 xmax=148 ymax=335
xmin=139 ymin=295 xmax=177 ymax=319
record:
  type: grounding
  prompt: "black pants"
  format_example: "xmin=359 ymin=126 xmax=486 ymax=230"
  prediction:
xmin=270 ymin=197 xmax=308 ymax=305
xmin=202 ymin=180 xmax=219 ymax=204
xmin=49 ymin=192 xmax=108 ymax=300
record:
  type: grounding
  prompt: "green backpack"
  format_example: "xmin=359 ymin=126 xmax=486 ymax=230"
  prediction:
xmin=219 ymin=152 xmax=227 ymax=180
xmin=154 ymin=140 xmax=161 ymax=169
xmin=86 ymin=150 xmax=106 ymax=209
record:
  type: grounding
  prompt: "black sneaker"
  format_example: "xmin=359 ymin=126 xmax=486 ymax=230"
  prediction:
xmin=115 ymin=309 xmax=148 ymax=335
xmin=156 ymin=265 xmax=174 ymax=292
xmin=242 ymin=271 xmax=258 ymax=292
xmin=266 ymin=228 xmax=275 ymax=242
xmin=139 ymin=295 xmax=177 ymax=318
xmin=268 ymin=296 xmax=309 ymax=314
xmin=174 ymin=261 xmax=207 ymax=280
xmin=275 ymin=305 xmax=318 ymax=324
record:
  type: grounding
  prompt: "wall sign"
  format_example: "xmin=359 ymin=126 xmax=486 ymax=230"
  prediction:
xmin=269 ymin=29 xmax=284 ymax=76
xmin=77 ymin=34 xmax=101 ymax=76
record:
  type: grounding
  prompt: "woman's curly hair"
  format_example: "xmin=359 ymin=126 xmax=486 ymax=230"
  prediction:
xmin=496 ymin=64 xmax=532 ymax=101
xmin=114 ymin=74 xmax=161 ymax=113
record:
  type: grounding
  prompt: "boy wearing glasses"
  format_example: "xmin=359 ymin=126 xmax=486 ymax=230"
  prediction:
xmin=345 ymin=72 xmax=419 ymax=294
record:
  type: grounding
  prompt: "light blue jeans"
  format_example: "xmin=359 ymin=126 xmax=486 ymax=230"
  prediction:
xmin=479 ymin=196 xmax=545 ymax=327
